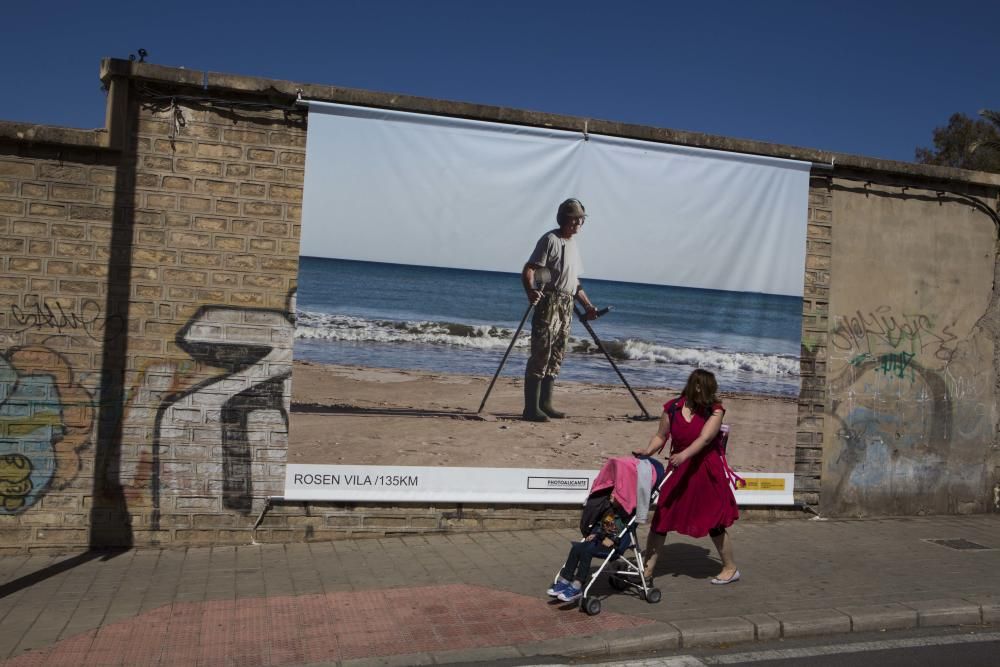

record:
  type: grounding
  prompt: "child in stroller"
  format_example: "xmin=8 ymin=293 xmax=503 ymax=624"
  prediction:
xmin=547 ymin=454 xmax=669 ymax=615
xmin=547 ymin=502 xmax=627 ymax=603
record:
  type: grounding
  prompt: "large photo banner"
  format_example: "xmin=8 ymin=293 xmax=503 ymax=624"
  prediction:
xmin=290 ymin=101 xmax=809 ymax=505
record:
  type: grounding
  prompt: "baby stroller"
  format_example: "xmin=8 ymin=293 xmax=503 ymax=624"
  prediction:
xmin=554 ymin=454 xmax=672 ymax=616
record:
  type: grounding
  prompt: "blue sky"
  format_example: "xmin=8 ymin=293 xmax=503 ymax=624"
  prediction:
xmin=2 ymin=1 xmax=996 ymax=163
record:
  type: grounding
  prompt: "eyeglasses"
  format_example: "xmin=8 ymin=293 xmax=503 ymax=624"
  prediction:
xmin=565 ymin=216 xmax=586 ymax=226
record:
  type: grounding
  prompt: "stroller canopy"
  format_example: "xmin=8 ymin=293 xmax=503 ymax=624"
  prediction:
xmin=589 ymin=455 xmax=665 ymax=520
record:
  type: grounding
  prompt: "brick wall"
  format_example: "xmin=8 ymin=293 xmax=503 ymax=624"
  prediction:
xmin=0 ymin=143 xmax=118 ymax=548
xmin=794 ymin=177 xmax=833 ymax=508
xmin=1 ymin=59 xmax=996 ymax=553
xmin=0 ymin=67 xmax=309 ymax=551
xmin=116 ymin=83 xmax=304 ymax=546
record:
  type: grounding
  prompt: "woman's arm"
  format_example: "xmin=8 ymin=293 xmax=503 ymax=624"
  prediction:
xmin=635 ymin=412 xmax=671 ymax=456
xmin=668 ymin=409 xmax=724 ymax=467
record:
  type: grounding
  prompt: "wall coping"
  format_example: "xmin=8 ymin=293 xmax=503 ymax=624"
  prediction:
xmin=0 ymin=121 xmax=109 ymax=150
xmin=2 ymin=57 xmax=995 ymax=191
xmin=97 ymin=58 xmax=999 ymax=190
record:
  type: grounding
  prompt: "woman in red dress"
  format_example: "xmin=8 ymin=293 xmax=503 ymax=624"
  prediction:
xmin=636 ymin=369 xmax=740 ymax=584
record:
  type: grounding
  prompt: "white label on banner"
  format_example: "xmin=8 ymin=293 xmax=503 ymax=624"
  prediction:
xmin=526 ymin=476 xmax=591 ymax=490
xmin=284 ymin=465 xmax=795 ymax=506
xmin=733 ymin=473 xmax=796 ymax=506
xmin=285 ymin=464 xmax=598 ymax=504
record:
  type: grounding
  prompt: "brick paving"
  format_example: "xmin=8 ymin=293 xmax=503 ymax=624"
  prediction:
xmin=0 ymin=515 xmax=997 ymax=665
xmin=0 ymin=586 xmax=652 ymax=666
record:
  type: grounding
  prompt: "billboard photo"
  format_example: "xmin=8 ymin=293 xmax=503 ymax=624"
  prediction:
xmin=287 ymin=102 xmax=809 ymax=503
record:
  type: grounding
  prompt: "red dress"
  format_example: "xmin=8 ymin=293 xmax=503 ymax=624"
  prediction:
xmin=650 ymin=397 xmax=739 ymax=537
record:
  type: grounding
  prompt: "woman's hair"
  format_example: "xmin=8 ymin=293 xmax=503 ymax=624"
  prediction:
xmin=680 ymin=369 xmax=719 ymax=417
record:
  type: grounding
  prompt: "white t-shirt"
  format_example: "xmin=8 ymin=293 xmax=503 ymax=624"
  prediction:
xmin=527 ymin=230 xmax=583 ymax=296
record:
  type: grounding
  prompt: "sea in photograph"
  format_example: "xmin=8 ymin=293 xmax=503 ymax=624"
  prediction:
xmin=294 ymin=256 xmax=803 ymax=397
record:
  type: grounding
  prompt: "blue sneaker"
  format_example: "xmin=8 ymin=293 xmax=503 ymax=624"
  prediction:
xmin=558 ymin=585 xmax=583 ymax=603
xmin=546 ymin=580 xmax=572 ymax=597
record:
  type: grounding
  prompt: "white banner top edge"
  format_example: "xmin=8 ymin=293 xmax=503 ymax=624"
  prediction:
xmin=303 ymin=99 xmax=811 ymax=171
xmin=587 ymin=133 xmax=812 ymax=172
xmin=303 ymin=99 xmax=582 ymax=142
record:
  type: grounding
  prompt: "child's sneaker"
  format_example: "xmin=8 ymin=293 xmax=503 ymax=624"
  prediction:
xmin=546 ymin=580 xmax=571 ymax=597
xmin=557 ymin=584 xmax=583 ymax=603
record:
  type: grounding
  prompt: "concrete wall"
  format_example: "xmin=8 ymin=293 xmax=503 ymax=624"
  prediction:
xmin=821 ymin=178 xmax=1000 ymax=515
xmin=0 ymin=58 xmax=998 ymax=553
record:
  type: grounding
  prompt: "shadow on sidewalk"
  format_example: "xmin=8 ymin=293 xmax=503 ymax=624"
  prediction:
xmin=0 ymin=549 xmax=128 ymax=600
xmin=649 ymin=543 xmax=719 ymax=579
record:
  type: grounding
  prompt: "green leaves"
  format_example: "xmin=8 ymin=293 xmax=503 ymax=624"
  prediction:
xmin=915 ymin=109 xmax=1000 ymax=173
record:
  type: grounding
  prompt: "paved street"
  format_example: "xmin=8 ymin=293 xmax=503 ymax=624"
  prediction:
xmin=0 ymin=515 xmax=997 ymax=665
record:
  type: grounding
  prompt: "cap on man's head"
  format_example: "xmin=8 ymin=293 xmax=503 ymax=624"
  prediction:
xmin=557 ymin=198 xmax=586 ymax=225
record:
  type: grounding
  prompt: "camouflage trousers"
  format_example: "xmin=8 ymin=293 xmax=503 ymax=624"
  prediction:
xmin=526 ymin=292 xmax=574 ymax=379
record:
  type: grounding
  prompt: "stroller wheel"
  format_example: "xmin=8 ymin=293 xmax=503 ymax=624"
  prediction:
xmin=645 ymin=587 xmax=662 ymax=604
xmin=608 ymin=574 xmax=628 ymax=591
xmin=583 ymin=596 xmax=602 ymax=616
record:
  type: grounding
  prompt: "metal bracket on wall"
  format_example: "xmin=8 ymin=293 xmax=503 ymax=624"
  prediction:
xmin=250 ymin=496 xmax=282 ymax=544
xmin=810 ymin=156 xmax=835 ymax=172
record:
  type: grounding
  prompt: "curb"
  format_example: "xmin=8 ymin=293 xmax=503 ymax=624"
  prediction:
xmin=834 ymin=603 xmax=916 ymax=632
xmin=669 ymin=616 xmax=754 ymax=647
xmin=904 ymin=598 xmax=983 ymax=627
xmin=336 ymin=595 xmax=997 ymax=666
xmin=770 ymin=608 xmax=851 ymax=637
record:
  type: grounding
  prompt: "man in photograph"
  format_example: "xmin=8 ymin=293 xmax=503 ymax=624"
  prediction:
xmin=521 ymin=198 xmax=599 ymax=421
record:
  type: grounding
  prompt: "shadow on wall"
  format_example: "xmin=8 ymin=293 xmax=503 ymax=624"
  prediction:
xmin=90 ymin=92 xmax=139 ymax=549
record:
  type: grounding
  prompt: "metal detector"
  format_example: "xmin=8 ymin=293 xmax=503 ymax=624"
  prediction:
xmin=476 ymin=301 xmax=533 ymax=414
xmin=573 ymin=305 xmax=652 ymax=419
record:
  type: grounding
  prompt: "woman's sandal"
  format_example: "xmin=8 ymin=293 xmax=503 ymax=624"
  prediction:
xmin=710 ymin=569 xmax=741 ymax=585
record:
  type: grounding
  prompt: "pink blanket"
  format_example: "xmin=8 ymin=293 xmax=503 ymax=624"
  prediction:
xmin=589 ymin=456 xmax=654 ymax=514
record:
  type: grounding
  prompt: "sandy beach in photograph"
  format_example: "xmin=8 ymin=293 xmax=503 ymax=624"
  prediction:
xmin=289 ymin=361 xmax=798 ymax=473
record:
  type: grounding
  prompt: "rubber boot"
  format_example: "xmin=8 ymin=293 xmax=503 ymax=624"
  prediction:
xmin=522 ymin=375 xmax=549 ymax=422
xmin=539 ymin=376 xmax=565 ymax=418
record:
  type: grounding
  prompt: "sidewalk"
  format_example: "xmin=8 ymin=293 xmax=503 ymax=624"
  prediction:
xmin=0 ymin=515 xmax=997 ymax=666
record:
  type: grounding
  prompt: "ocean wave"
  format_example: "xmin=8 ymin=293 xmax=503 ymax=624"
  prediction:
xmin=591 ymin=339 xmax=800 ymax=376
xmin=295 ymin=310 xmax=532 ymax=350
xmin=295 ymin=310 xmax=799 ymax=376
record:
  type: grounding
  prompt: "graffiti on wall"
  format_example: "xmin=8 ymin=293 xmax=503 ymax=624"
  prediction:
xmin=824 ymin=305 xmax=993 ymax=514
xmin=0 ymin=347 xmax=95 ymax=513
xmin=1 ymin=295 xmax=125 ymax=512
xmin=3 ymin=292 xmax=295 ymax=519
xmin=10 ymin=298 xmax=126 ymax=344
xmin=830 ymin=306 xmax=958 ymax=364
xmin=146 ymin=304 xmax=293 ymax=526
